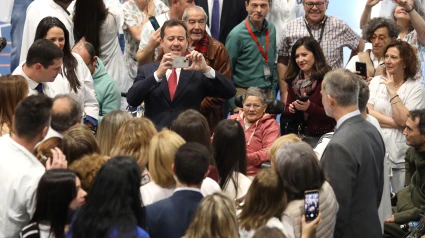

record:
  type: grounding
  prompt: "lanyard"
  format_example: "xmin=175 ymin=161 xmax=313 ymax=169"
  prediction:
xmin=304 ymin=16 xmax=327 ymax=44
xmin=369 ymin=52 xmax=385 ymax=75
xmin=245 ymin=19 xmax=269 ymax=63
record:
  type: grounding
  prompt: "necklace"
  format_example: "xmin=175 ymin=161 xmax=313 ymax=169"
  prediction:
xmin=394 ymin=80 xmax=406 ymax=88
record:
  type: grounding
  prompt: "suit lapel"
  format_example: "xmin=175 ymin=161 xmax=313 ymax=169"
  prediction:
xmin=155 ymin=63 xmax=172 ymax=104
xmin=172 ymin=69 xmax=194 ymax=102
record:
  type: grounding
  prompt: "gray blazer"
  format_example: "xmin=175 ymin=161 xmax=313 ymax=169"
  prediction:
xmin=321 ymin=114 xmax=385 ymax=238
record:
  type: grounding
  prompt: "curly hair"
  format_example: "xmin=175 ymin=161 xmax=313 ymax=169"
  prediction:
xmin=384 ymin=40 xmax=419 ymax=80
xmin=68 ymin=153 xmax=108 ymax=191
xmin=110 ymin=117 xmax=158 ymax=172
xmin=361 ymin=17 xmax=400 ymax=43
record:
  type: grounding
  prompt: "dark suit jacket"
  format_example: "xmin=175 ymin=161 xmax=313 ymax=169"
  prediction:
xmin=145 ymin=190 xmax=203 ymax=238
xmin=195 ymin=0 xmax=247 ymax=44
xmin=321 ymin=114 xmax=385 ymax=238
xmin=127 ymin=62 xmax=235 ymax=129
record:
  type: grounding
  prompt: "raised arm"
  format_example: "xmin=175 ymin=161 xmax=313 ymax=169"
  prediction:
xmin=395 ymin=0 xmax=425 ymax=46
xmin=360 ymin=0 xmax=382 ymax=28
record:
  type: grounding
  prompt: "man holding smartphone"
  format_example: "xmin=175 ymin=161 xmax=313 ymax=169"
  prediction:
xmin=127 ymin=19 xmax=235 ymax=129
xmin=346 ymin=17 xmax=399 ymax=83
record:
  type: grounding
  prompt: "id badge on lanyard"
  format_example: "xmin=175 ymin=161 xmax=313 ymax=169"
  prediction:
xmin=245 ymin=19 xmax=270 ymax=77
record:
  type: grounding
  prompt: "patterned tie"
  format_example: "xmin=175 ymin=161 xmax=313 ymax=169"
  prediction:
xmin=35 ymin=83 xmax=44 ymax=95
xmin=168 ymin=68 xmax=177 ymax=100
xmin=211 ymin=0 xmax=220 ymax=40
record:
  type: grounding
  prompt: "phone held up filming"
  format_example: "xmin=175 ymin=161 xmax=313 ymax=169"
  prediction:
xmin=172 ymin=57 xmax=189 ymax=68
xmin=304 ymin=190 xmax=319 ymax=221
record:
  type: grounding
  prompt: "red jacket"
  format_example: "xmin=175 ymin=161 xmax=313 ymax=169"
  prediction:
xmin=284 ymin=80 xmax=335 ymax=136
xmin=230 ymin=112 xmax=280 ymax=176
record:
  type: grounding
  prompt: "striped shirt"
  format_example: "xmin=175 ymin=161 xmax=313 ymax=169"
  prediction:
xmin=278 ymin=16 xmax=360 ymax=69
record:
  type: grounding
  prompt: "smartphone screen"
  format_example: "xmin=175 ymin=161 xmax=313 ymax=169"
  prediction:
xmin=304 ymin=190 xmax=319 ymax=221
xmin=355 ymin=62 xmax=367 ymax=78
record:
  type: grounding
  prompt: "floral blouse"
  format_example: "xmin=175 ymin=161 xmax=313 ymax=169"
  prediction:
xmin=122 ymin=0 xmax=168 ymax=79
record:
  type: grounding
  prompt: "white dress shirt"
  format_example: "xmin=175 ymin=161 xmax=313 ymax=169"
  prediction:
xmin=335 ymin=110 xmax=361 ymax=130
xmin=0 ymin=135 xmax=45 ymax=238
xmin=153 ymin=67 xmax=216 ymax=82
xmin=12 ymin=61 xmax=68 ymax=97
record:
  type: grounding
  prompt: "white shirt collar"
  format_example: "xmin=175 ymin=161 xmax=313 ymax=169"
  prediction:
xmin=336 ymin=110 xmax=361 ymax=129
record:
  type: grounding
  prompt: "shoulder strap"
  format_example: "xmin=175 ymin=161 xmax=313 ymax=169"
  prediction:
xmin=149 ymin=16 xmax=160 ymax=31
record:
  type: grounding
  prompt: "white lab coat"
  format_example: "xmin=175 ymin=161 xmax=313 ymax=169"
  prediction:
xmin=0 ymin=135 xmax=45 ymax=238
xmin=20 ymin=0 xmax=75 ymax=64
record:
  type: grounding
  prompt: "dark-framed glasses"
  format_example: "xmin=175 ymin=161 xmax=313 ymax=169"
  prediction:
xmin=304 ymin=1 xmax=327 ymax=9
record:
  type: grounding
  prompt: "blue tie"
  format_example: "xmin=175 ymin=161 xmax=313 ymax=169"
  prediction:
xmin=211 ymin=0 xmax=220 ymax=40
xmin=35 ymin=83 xmax=44 ymax=95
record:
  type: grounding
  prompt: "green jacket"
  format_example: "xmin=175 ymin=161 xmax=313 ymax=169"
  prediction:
xmin=92 ymin=58 xmax=121 ymax=121
xmin=394 ymin=148 xmax=425 ymax=223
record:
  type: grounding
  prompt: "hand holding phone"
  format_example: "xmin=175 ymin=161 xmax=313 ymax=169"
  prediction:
xmin=304 ymin=190 xmax=319 ymax=221
xmin=355 ymin=62 xmax=367 ymax=78
xmin=298 ymin=96 xmax=309 ymax=102
xmin=172 ymin=57 xmax=189 ymax=68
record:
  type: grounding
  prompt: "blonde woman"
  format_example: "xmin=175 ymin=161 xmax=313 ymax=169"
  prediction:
xmin=110 ymin=117 xmax=157 ymax=184
xmin=238 ymin=169 xmax=289 ymax=238
xmin=183 ymin=193 xmax=239 ymax=238
xmin=96 ymin=110 xmax=132 ymax=156
xmin=140 ymin=129 xmax=221 ymax=206
xmin=269 ymin=134 xmax=302 ymax=168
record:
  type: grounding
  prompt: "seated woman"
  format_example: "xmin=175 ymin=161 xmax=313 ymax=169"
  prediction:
xmin=140 ymin=130 xmax=221 ymax=206
xmin=66 ymin=156 xmax=149 ymax=238
xmin=96 ymin=110 xmax=132 ymax=156
xmin=20 ymin=169 xmax=86 ymax=238
xmin=110 ymin=117 xmax=157 ymax=184
xmin=275 ymin=141 xmax=338 ymax=238
xmin=212 ymin=119 xmax=251 ymax=201
xmin=183 ymin=193 xmax=239 ymax=238
xmin=229 ymin=87 xmax=280 ymax=177
xmin=280 ymin=36 xmax=334 ymax=143
xmin=0 ymin=75 xmax=28 ymax=136
xmin=368 ymin=40 xmax=425 ymax=192
xmin=238 ymin=168 xmax=289 ymax=238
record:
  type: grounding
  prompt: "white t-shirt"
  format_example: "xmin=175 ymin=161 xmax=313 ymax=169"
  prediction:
xmin=368 ymin=76 xmax=425 ymax=164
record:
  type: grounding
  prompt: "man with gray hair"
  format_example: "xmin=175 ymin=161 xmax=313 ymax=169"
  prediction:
xmin=45 ymin=94 xmax=83 ymax=139
xmin=346 ymin=17 xmax=399 ymax=82
xmin=157 ymin=6 xmax=231 ymax=131
xmin=320 ymin=69 xmax=385 ymax=238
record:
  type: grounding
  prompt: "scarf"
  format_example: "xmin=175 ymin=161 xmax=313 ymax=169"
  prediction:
xmin=291 ymin=71 xmax=317 ymax=98
xmin=194 ymin=31 xmax=209 ymax=58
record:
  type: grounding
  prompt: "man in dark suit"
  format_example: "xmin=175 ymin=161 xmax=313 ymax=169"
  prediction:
xmin=127 ymin=19 xmax=235 ymax=129
xmin=145 ymin=142 xmax=210 ymax=238
xmin=195 ymin=0 xmax=247 ymax=43
xmin=320 ymin=69 xmax=385 ymax=238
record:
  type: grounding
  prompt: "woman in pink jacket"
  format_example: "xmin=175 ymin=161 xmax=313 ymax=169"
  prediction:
xmin=229 ymin=87 xmax=280 ymax=177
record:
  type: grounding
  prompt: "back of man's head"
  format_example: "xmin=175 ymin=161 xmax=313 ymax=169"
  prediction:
xmin=358 ymin=79 xmax=369 ymax=113
xmin=323 ymin=69 xmax=360 ymax=107
xmin=174 ymin=142 xmax=210 ymax=186
xmin=14 ymin=94 xmax=53 ymax=141
xmin=26 ymin=39 xmax=64 ymax=68
xmin=51 ymin=94 xmax=83 ymax=133
xmin=410 ymin=110 xmax=425 ymax=136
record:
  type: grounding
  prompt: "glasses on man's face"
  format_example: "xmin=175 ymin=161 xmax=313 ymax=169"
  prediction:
xmin=304 ymin=1 xmax=327 ymax=9
xmin=85 ymin=60 xmax=92 ymax=67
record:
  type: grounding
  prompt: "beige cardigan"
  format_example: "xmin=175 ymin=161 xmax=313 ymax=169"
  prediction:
xmin=282 ymin=181 xmax=339 ymax=238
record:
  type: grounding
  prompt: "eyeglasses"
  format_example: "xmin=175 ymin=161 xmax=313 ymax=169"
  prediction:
xmin=85 ymin=60 xmax=92 ymax=66
xmin=243 ymin=104 xmax=262 ymax=110
xmin=370 ymin=35 xmax=388 ymax=43
xmin=304 ymin=1 xmax=327 ymax=9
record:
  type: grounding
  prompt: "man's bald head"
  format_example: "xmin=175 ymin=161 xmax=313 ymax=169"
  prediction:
xmin=51 ymin=94 xmax=83 ymax=133
xmin=72 ymin=40 xmax=97 ymax=75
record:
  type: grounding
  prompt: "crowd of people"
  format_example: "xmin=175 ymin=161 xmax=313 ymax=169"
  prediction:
xmin=1 ymin=0 xmax=425 ymax=237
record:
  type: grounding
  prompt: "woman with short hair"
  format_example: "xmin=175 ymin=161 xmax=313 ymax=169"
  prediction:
xmin=275 ymin=141 xmax=338 ymax=238
xmin=229 ymin=87 xmax=280 ymax=177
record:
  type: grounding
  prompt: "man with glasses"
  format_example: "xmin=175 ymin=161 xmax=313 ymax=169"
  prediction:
xmin=73 ymin=41 xmax=121 ymax=121
xmin=277 ymin=0 xmax=362 ymax=105
xmin=225 ymin=0 xmax=277 ymax=113
xmin=346 ymin=17 xmax=399 ymax=84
